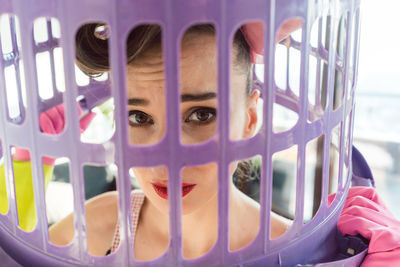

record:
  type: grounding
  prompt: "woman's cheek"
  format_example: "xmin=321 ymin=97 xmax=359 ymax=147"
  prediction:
xmin=181 ymin=124 xmax=217 ymax=145
xmin=229 ymin=161 xmax=238 ymax=177
xmin=132 ymin=169 xmax=147 ymax=188
xmin=129 ymin=129 xmax=154 ymax=145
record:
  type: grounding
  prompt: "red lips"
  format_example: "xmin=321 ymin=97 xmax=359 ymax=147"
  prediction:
xmin=151 ymin=182 xmax=196 ymax=199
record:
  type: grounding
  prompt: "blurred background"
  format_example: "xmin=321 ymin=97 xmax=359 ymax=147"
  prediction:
xmin=353 ymin=0 xmax=400 ymax=218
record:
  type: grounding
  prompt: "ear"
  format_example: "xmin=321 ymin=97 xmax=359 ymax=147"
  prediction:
xmin=242 ymin=89 xmax=260 ymax=139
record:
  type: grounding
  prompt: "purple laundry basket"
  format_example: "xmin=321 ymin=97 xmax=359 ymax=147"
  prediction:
xmin=0 ymin=0 xmax=367 ymax=266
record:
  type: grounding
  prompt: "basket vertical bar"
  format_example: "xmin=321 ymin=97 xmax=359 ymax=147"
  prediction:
xmin=261 ymin=0 xmax=276 ymax=254
xmin=164 ymin=0 xmax=184 ymax=265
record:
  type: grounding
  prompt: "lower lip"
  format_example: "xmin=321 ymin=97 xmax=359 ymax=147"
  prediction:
xmin=151 ymin=183 xmax=196 ymax=200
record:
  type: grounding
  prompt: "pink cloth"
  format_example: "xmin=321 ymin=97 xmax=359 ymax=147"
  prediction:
xmin=110 ymin=190 xmax=145 ymax=254
xmin=13 ymin=104 xmax=95 ymax=165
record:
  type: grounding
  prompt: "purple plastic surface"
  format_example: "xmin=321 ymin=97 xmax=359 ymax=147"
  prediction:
xmin=0 ymin=0 xmax=365 ymax=266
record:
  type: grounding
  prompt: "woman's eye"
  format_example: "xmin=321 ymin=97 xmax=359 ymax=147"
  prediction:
xmin=128 ymin=110 xmax=154 ymax=127
xmin=185 ymin=108 xmax=216 ymax=125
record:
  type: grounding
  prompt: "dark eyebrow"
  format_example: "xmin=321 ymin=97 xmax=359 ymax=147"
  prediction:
xmin=128 ymin=92 xmax=216 ymax=106
xmin=128 ymin=98 xmax=149 ymax=106
xmin=181 ymin=92 xmax=216 ymax=102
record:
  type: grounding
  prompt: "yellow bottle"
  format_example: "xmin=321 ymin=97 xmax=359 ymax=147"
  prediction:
xmin=0 ymin=160 xmax=53 ymax=231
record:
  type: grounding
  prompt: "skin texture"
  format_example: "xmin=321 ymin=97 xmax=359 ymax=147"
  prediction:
xmin=49 ymin=31 xmax=290 ymax=259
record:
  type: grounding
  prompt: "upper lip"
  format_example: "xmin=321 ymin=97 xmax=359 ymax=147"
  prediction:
xmin=151 ymin=182 xmax=196 ymax=187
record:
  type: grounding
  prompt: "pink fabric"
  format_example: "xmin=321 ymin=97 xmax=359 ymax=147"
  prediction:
xmin=38 ymin=104 xmax=95 ymax=135
xmin=110 ymin=190 xmax=145 ymax=254
xmin=329 ymin=187 xmax=400 ymax=266
xmin=13 ymin=104 xmax=95 ymax=165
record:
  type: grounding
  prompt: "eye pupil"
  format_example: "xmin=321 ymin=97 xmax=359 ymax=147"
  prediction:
xmin=196 ymin=111 xmax=210 ymax=121
xmin=135 ymin=113 xmax=147 ymax=123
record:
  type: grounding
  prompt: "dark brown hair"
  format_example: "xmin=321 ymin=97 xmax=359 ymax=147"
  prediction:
xmin=75 ymin=23 xmax=256 ymax=196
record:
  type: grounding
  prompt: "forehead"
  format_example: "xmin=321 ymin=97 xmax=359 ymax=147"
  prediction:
xmin=126 ymin=33 xmax=218 ymax=96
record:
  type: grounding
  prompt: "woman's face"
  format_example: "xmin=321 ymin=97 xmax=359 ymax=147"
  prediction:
xmin=126 ymin=31 xmax=259 ymax=215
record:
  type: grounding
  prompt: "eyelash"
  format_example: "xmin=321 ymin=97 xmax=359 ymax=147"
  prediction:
xmin=128 ymin=107 xmax=216 ymax=128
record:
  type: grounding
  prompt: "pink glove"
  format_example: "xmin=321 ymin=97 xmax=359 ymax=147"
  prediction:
xmin=13 ymin=104 xmax=95 ymax=165
xmin=329 ymin=187 xmax=400 ymax=266
xmin=241 ymin=18 xmax=303 ymax=63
